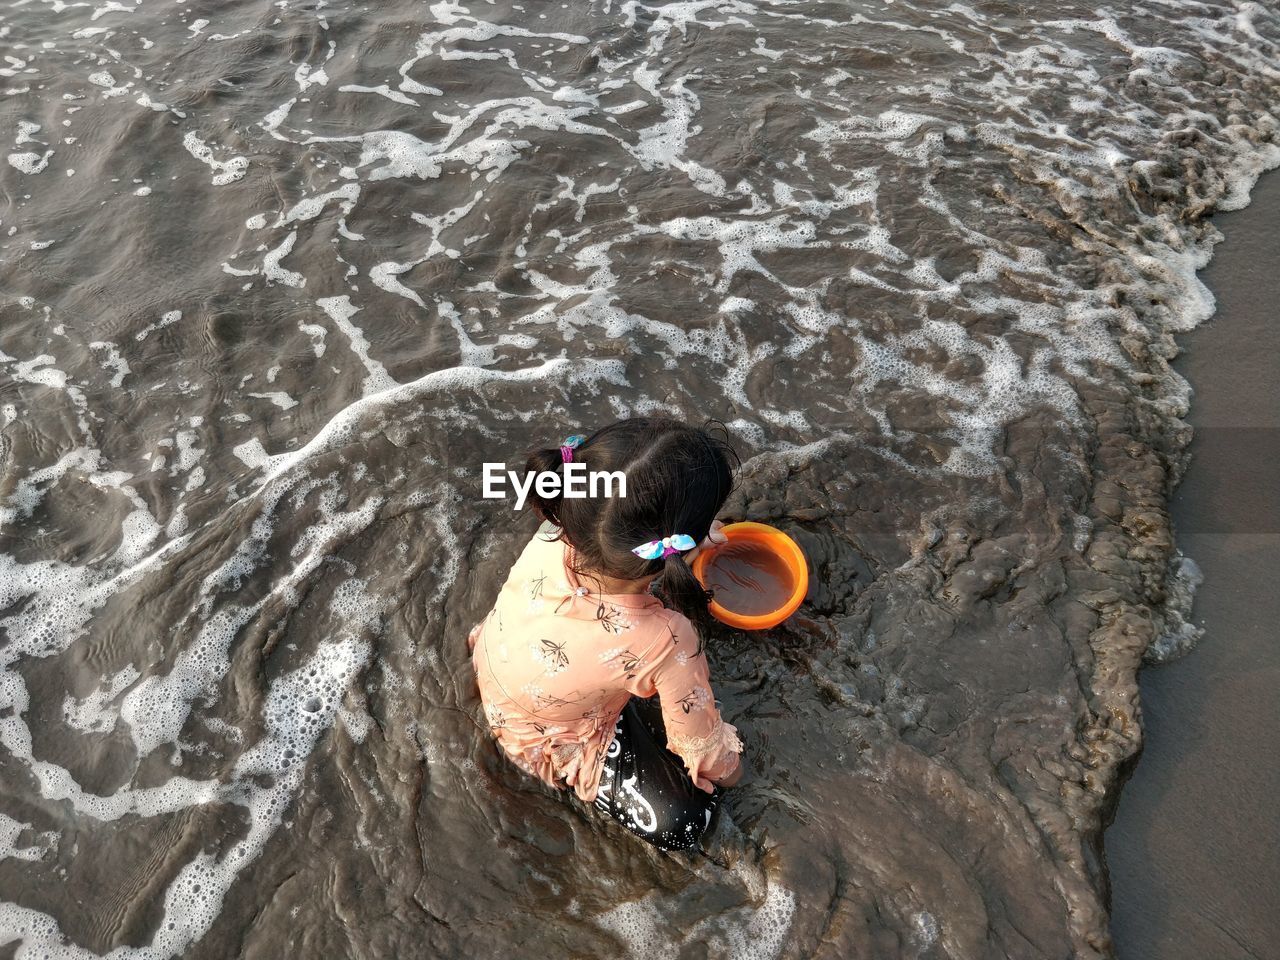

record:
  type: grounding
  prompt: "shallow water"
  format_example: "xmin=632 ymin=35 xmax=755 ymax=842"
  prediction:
xmin=0 ymin=1 xmax=1278 ymax=957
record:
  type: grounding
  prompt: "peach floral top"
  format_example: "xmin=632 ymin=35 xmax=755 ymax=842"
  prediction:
xmin=468 ymin=522 xmax=743 ymax=803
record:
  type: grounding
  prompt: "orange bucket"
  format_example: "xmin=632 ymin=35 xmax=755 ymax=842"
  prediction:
xmin=692 ymin=522 xmax=808 ymax=630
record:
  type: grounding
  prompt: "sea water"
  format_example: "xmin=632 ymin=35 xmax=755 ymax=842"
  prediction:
xmin=0 ymin=0 xmax=1278 ymax=957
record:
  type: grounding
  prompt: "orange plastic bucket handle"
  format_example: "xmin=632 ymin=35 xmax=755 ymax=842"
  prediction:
xmin=691 ymin=521 xmax=809 ymax=630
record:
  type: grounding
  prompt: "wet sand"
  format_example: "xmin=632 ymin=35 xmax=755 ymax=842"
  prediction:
xmin=1106 ymin=172 xmax=1280 ymax=959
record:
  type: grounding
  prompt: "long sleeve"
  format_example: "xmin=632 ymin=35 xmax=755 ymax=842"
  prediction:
xmin=645 ymin=616 xmax=743 ymax=793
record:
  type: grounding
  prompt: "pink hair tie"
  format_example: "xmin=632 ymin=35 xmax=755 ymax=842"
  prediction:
xmin=560 ymin=434 xmax=586 ymax=463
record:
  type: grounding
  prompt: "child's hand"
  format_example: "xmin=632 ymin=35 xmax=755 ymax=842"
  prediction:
xmin=685 ymin=519 xmax=727 ymax=564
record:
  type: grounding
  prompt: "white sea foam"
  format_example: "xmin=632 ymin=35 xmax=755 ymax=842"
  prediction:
xmin=261 ymin=231 xmax=305 ymax=286
xmin=0 ymin=637 xmax=370 ymax=958
xmin=88 ymin=341 xmax=130 ymax=388
xmin=596 ymin=860 xmax=795 ymax=959
xmin=7 ymin=150 xmax=52 ymax=174
xmin=0 ymin=814 xmax=57 ymax=866
xmin=135 ymin=310 xmax=181 ymax=341
xmin=338 ymin=83 xmax=419 ymax=105
xmin=62 ymin=665 xmax=140 ymax=733
xmin=316 ymin=295 xmax=398 ymax=395
xmin=182 ymin=131 xmax=248 ymax=186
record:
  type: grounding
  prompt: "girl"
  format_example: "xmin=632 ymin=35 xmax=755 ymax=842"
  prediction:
xmin=467 ymin=417 xmax=744 ymax=852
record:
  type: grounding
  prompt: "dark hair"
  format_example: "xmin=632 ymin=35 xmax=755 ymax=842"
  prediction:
xmin=523 ymin=417 xmax=738 ymax=631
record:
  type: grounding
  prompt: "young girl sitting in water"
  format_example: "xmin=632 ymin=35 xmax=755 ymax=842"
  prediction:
xmin=468 ymin=417 xmax=744 ymax=852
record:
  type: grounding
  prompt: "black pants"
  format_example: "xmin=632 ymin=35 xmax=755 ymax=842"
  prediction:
xmin=590 ymin=697 xmax=722 ymax=851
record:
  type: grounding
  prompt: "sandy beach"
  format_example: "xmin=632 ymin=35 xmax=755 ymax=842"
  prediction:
xmin=1106 ymin=171 xmax=1280 ymax=960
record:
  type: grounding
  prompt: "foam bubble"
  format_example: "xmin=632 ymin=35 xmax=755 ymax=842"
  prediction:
xmin=0 ymin=814 xmax=57 ymax=863
xmin=182 ymin=132 xmax=248 ymax=186
xmin=7 ymin=150 xmax=52 ymax=174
